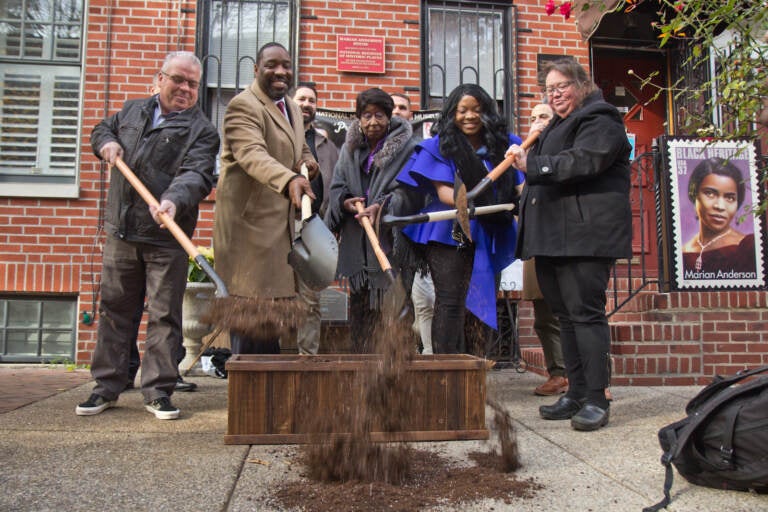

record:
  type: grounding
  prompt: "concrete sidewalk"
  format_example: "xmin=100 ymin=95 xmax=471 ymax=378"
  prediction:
xmin=0 ymin=366 xmax=765 ymax=511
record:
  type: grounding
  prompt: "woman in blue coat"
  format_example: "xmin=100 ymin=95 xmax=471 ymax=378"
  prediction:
xmin=397 ymin=84 xmax=524 ymax=354
xmin=507 ymin=59 xmax=632 ymax=432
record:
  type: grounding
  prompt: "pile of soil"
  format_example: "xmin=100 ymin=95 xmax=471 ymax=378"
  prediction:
xmin=272 ymin=289 xmax=540 ymax=510
xmin=274 ymin=449 xmax=541 ymax=512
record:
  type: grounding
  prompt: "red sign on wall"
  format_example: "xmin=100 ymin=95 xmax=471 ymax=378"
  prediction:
xmin=337 ymin=35 xmax=385 ymax=74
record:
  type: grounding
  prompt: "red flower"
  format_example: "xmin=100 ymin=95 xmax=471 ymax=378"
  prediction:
xmin=559 ymin=1 xmax=572 ymax=20
xmin=674 ymin=2 xmax=685 ymax=12
xmin=545 ymin=0 xmax=556 ymax=16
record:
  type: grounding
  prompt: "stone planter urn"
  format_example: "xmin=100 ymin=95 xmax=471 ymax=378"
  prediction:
xmin=180 ymin=281 xmax=216 ymax=372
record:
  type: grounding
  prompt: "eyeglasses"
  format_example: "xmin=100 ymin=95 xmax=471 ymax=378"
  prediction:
xmin=360 ymin=111 xmax=388 ymax=122
xmin=544 ymin=81 xmax=574 ymax=95
xmin=160 ymin=71 xmax=200 ymax=90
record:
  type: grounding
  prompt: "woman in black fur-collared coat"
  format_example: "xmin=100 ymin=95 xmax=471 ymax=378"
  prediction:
xmin=324 ymin=88 xmax=418 ymax=352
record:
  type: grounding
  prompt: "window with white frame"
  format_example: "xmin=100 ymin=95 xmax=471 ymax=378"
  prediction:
xmin=0 ymin=0 xmax=83 ymax=198
xmin=422 ymin=0 xmax=517 ymax=129
xmin=200 ymin=0 xmax=295 ymax=132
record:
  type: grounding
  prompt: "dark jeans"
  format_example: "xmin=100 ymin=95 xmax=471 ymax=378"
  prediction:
xmin=535 ymin=256 xmax=613 ymax=407
xmin=126 ymin=289 xmax=185 ymax=383
xmin=128 ymin=304 xmax=143 ymax=381
xmin=426 ymin=242 xmax=474 ymax=354
xmin=92 ymin=237 xmax=187 ymax=403
xmin=128 ymin=321 xmax=186 ymax=382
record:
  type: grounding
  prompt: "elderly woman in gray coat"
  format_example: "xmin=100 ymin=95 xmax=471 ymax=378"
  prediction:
xmin=507 ymin=58 xmax=632 ymax=432
xmin=324 ymin=88 xmax=418 ymax=353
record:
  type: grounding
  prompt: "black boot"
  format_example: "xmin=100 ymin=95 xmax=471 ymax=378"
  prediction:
xmin=539 ymin=396 xmax=583 ymax=420
xmin=571 ymin=404 xmax=610 ymax=431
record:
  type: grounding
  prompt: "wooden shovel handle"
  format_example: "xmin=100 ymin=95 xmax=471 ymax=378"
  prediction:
xmin=519 ymin=128 xmax=542 ymax=151
xmin=354 ymin=201 xmax=392 ymax=273
xmin=114 ymin=157 xmax=229 ymax=298
xmin=465 ymin=129 xmax=541 ymax=203
xmin=299 ymin=163 xmax=313 ymax=221
xmin=113 ymin=157 xmax=200 ymax=259
xmin=485 ymin=129 xmax=541 ymax=182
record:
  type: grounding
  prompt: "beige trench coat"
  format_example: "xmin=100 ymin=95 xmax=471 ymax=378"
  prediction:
xmin=213 ymin=80 xmax=315 ymax=299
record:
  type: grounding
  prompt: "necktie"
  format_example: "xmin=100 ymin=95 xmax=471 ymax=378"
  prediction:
xmin=277 ymin=100 xmax=289 ymax=122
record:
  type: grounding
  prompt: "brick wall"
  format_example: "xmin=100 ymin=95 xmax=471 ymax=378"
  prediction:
xmin=298 ymin=0 xmax=422 ymax=109
xmin=518 ymin=289 xmax=768 ymax=385
xmin=54 ymin=0 xmax=585 ymax=365
xmin=298 ymin=0 xmax=589 ymax=114
xmin=7 ymin=0 xmax=762 ymax=382
xmin=514 ymin=2 xmax=590 ymax=122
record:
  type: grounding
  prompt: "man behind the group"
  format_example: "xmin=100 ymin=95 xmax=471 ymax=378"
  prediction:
xmin=390 ymin=92 xmax=434 ymax=354
xmin=78 ymin=51 xmax=220 ymax=420
xmin=391 ymin=92 xmax=413 ymax=121
xmin=214 ymin=42 xmax=319 ymax=355
xmin=293 ymin=83 xmax=340 ymax=219
xmin=292 ymin=83 xmax=340 ymax=354
xmin=520 ymin=103 xmax=568 ymax=396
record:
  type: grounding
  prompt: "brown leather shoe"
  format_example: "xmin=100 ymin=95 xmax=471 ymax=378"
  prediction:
xmin=534 ymin=375 xmax=569 ymax=396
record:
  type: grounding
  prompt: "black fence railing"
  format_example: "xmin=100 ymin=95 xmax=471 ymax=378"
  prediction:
xmin=607 ymin=149 xmax=660 ymax=317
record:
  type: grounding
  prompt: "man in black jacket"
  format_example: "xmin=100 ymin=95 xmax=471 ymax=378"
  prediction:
xmin=76 ymin=51 xmax=220 ymax=420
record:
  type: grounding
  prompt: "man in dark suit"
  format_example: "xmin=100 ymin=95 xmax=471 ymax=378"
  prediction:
xmin=292 ymin=83 xmax=339 ymax=354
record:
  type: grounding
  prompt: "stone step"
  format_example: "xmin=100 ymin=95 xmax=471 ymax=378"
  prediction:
xmin=514 ymin=288 xmax=768 ymax=385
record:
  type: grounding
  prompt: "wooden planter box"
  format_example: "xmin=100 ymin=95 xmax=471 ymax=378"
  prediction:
xmin=224 ymin=354 xmax=493 ymax=445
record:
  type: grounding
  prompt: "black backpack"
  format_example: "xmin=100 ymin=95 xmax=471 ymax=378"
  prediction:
xmin=644 ymin=366 xmax=768 ymax=511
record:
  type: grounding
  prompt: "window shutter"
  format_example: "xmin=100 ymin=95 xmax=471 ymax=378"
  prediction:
xmin=0 ymin=66 xmax=80 ymax=177
xmin=0 ymin=71 xmax=41 ymax=174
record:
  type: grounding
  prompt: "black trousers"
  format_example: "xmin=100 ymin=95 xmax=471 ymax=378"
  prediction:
xmin=535 ymin=256 xmax=613 ymax=406
xmin=426 ymin=242 xmax=474 ymax=354
xmin=230 ymin=332 xmax=281 ymax=355
xmin=348 ymin=287 xmax=381 ymax=354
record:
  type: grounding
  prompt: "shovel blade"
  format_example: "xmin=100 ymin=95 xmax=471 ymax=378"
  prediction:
xmin=288 ymin=214 xmax=338 ymax=291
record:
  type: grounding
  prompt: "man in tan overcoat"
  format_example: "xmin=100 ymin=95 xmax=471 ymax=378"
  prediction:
xmin=214 ymin=42 xmax=319 ymax=354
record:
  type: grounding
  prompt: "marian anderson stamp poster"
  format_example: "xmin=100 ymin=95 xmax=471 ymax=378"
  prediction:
xmin=662 ymin=138 xmax=764 ymax=290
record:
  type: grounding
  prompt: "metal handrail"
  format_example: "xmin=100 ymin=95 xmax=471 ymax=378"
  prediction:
xmin=607 ymin=150 xmax=660 ymax=318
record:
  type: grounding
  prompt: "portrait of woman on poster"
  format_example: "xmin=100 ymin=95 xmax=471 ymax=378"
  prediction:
xmin=681 ymin=157 xmax=756 ymax=275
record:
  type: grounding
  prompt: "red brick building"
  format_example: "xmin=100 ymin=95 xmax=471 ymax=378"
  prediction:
xmin=0 ymin=0 xmax=765 ymax=383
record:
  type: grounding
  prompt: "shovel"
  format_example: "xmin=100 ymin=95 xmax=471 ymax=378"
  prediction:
xmin=354 ymin=201 xmax=408 ymax=322
xmin=455 ymin=129 xmax=541 ymax=235
xmin=354 ymin=201 xmax=396 ymax=284
xmin=287 ymin=165 xmax=339 ymax=291
xmin=464 ymin=130 xmax=541 ymax=203
xmin=114 ymin=158 xmax=319 ymax=344
xmin=113 ymin=158 xmax=228 ymax=299
xmin=381 ymin=202 xmax=517 ymax=228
